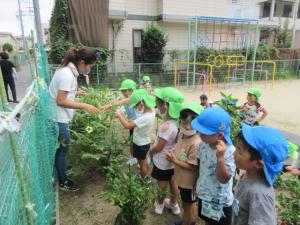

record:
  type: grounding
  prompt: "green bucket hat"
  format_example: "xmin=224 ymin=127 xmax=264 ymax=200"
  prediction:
xmin=119 ymin=79 xmax=137 ymax=91
xmin=142 ymin=75 xmax=150 ymax=82
xmin=248 ymin=87 xmax=262 ymax=103
xmin=181 ymin=103 xmax=204 ymax=115
xmin=129 ymin=89 xmax=156 ymax=109
xmin=154 ymin=87 xmax=184 ymax=119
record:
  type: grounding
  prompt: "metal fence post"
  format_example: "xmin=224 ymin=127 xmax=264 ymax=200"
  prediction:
xmin=96 ymin=64 xmax=100 ymax=84
xmin=138 ymin=63 xmax=141 ymax=83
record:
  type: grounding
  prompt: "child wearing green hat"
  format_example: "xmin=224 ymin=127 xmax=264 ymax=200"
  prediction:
xmin=149 ymin=87 xmax=184 ymax=215
xmin=166 ymin=103 xmax=204 ymax=225
xmin=140 ymin=75 xmax=153 ymax=95
xmin=232 ymin=124 xmax=288 ymax=225
xmin=191 ymin=107 xmax=236 ymax=225
xmin=99 ymin=79 xmax=140 ymax=165
xmin=115 ymin=89 xmax=156 ymax=178
xmin=241 ymin=87 xmax=268 ymax=126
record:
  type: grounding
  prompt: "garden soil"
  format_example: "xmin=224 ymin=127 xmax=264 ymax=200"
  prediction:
xmin=59 ymin=79 xmax=300 ymax=225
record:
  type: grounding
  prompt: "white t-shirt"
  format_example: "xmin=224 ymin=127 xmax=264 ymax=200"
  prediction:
xmin=153 ymin=120 xmax=178 ymax=170
xmin=49 ymin=63 xmax=79 ymax=123
xmin=133 ymin=111 xmax=156 ymax=146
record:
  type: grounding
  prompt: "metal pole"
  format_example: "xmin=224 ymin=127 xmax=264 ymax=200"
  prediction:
xmin=269 ymin=0 xmax=275 ymax=21
xmin=251 ymin=22 xmax=260 ymax=85
xmin=17 ymin=0 xmax=34 ymax=79
xmin=186 ymin=19 xmax=191 ymax=88
xmin=32 ymin=0 xmax=44 ymax=46
xmin=0 ymin=70 xmax=34 ymax=225
xmin=192 ymin=17 xmax=198 ymax=89
xmin=291 ymin=0 xmax=300 ymax=49
xmin=31 ymin=30 xmax=39 ymax=78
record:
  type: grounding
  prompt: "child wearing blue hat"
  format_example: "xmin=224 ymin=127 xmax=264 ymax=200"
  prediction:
xmin=232 ymin=124 xmax=288 ymax=225
xmin=191 ymin=107 xmax=236 ymax=225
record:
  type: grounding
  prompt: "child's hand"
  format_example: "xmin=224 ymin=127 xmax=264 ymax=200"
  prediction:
xmin=99 ymin=105 xmax=111 ymax=112
xmin=215 ymin=140 xmax=227 ymax=159
xmin=285 ymin=166 xmax=300 ymax=176
xmin=165 ymin=151 xmax=176 ymax=163
xmin=115 ymin=111 xmax=122 ymax=117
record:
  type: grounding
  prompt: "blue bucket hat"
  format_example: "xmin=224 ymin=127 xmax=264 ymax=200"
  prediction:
xmin=191 ymin=107 xmax=232 ymax=145
xmin=242 ymin=124 xmax=288 ymax=186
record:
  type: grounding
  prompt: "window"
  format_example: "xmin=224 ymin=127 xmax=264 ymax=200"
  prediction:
xmin=283 ymin=4 xmax=292 ymax=18
xmin=133 ymin=30 xmax=143 ymax=63
xmin=262 ymin=2 xmax=271 ymax=18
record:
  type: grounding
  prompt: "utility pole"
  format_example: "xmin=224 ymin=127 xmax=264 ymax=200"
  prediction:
xmin=17 ymin=0 xmax=34 ymax=78
xmin=32 ymin=0 xmax=44 ymax=46
xmin=291 ymin=0 xmax=300 ymax=48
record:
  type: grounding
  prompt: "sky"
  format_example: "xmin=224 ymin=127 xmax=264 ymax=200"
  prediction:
xmin=0 ymin=0 xmax=54 ymax=36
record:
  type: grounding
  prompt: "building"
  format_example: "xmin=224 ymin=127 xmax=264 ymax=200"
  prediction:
xmin=258 ymin=0 xmax=300 ymax=48
xmin=0 ymin=32 xmax=19 ymax=52
xmin=107 ymin=0 xmax=300 ymax=68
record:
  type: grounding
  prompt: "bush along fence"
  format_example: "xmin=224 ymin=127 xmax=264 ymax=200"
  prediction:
xmin=0 ymin=46 xmax=58 ymax=225
xmin=49 ymin=58 xmax=300 ymax=91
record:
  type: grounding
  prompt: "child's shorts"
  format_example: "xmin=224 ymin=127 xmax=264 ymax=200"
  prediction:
xmin=129 ymin=128 xmax=134 ymax=137
xmin=151 ymin=164 xmax=174 ymax=181
xmin=179 ymin=187 xmax=197 ymax=203
xmin=198 ymin=198 xmax=232 ymax=225
xmin=132 ymin=143 xmax=150 ymax=160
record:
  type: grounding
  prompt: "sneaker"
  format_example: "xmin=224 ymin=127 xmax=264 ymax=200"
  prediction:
xmin=59 ymin=180 xmax=79 ymax=192
xmin=164 ymin=198 xmax=181 ymax=215
xmin=13 ymin=100 xmax=20 ymax=103
xmin=126 ymin=157 xmax=138 ymax=166
xmin=154 ymin=201 xmax=164 ymax=215
xmin=7 ymin=99 xmax=12 ymax=102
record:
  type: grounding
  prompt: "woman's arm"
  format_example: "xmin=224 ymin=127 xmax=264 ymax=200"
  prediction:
xmin=57 ymin=90 xmax=99 ymax=113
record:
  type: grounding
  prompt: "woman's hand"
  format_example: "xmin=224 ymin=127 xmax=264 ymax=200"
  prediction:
xmin=76 ymin=90 xmax=87 ymax=97
xmin=84 ymin=104 xmax=100 ymax=113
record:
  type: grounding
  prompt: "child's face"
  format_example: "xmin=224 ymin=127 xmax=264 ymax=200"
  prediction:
xmin=200 ymin=99 xmax=207 ymax=106
xmin=121 ymin=89 xmax=132 ymax=98
xmin=180 ymin=116 xmax=193 ymax=130
xmin=247 ymin=93 xmax=256 ymax=103
xmin=200 ymin=132 xmax=223 ymax=145
xmin=234 ymin=139 xmax=260 ymax=170
xmin=156 ymin=98 xmax=167 ymax=115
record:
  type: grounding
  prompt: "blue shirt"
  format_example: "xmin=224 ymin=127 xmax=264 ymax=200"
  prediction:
xmin=124 ymin=103 xmax=140 ymax=120
xmin=196 ymin=142 xmax=236 ymax=206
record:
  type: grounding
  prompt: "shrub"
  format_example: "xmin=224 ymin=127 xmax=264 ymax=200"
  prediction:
xmin=141 ymin=23 xmax=167 ymax=63
xmin=2 ymin=43 xmax=13 ymax=52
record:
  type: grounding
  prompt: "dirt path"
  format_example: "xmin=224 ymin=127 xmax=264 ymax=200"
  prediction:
xmin=178 ymin=79 xmax=300 ymax=136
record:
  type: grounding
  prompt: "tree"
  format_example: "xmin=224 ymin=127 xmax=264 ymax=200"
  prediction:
xmin=49 ymin=0 xmax=70 ymax=63
xmin=141 ymin=23 xmax=167 ymax=63
xmin=273 ymin=18 xmax=291 ymax=48
xmin=2 ymin=43 xmax=13 ymax=52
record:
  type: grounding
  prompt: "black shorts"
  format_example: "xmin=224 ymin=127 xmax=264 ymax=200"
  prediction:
xmin=129 ymin=128 xmax=134 ymax=136
xmin=198 ymin=199 xmax=232 ymax=225
xmin=179 ymin=187 xmax=197 ymax=203
xmin=151 ymin=164 xmax=174 ymax=181
xmin=132 ymin=143 xmax=150 ymax=160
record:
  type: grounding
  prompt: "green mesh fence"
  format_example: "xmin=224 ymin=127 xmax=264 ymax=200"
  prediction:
xmin=0 ymin=44 xmax=58 ymax=225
